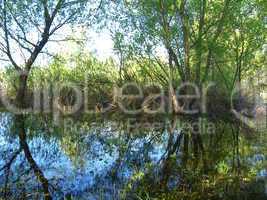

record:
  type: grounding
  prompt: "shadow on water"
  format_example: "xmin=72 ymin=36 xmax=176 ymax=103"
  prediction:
xmin=0 ymin=113 xmax=266 ymax=199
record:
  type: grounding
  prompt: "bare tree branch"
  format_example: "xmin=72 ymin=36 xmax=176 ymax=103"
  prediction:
xmin=2 ymin=0 xmax=21 ymax=71
xmin=0 ymin=149 xmax=22 ymax=172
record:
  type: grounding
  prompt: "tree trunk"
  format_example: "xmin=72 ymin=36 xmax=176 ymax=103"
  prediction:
xmin=15 ymin=72 xmax=29 ymax=108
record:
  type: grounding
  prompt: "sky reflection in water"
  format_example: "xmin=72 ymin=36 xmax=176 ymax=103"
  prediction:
xmin=0 ymin=113 xmax=266 ymax=199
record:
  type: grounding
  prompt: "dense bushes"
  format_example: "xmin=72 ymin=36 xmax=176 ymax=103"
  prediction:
xmin=0 ymin=53 xmax=264 ymax=118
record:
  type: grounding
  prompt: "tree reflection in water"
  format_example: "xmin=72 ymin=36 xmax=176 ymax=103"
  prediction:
xmin=0 ymin=113 xmax=266 ymax=199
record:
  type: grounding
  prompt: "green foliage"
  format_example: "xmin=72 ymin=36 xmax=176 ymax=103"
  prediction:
xmin=108 ymin=0 xmax=266 ymax=89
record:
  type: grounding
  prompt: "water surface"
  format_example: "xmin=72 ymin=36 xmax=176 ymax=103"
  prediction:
xmin=0 ymin=113 xmax=266 ymax=199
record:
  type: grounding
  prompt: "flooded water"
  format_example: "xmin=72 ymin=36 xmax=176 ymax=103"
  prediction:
xmin=0 ymin=112 xmax=266 ymax=199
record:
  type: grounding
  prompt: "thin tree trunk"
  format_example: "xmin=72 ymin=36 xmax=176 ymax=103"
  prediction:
xmin=196 ymin=0 xmax=206 ymax=86
xmin=180 ymin=0 xmax=191 ymax=81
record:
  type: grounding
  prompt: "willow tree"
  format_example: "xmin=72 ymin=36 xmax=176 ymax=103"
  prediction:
xmin=110 ymin=0 xmax=266 ymax=90
xmin=0 ymin=0 xmax=102 ymax=108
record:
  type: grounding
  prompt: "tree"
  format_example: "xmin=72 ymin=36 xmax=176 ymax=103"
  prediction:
xmin=0 ymin=0 xmax=102 ymax=108
xmin=109 ymin=0 xmax=266 ymax=90
xmin=0 ymin=1 xmax=103 ymax=199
